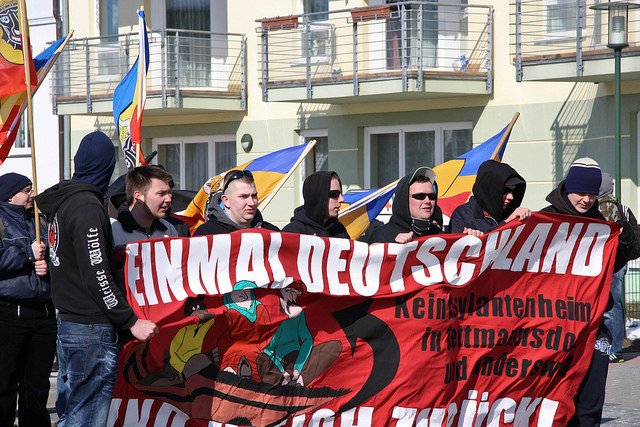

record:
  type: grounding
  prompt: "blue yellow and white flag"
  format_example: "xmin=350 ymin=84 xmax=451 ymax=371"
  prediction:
xmin=338 ymin=185 xmax=396 ymax=240
xmin=113 ymin=9 xmax=149 ymax=169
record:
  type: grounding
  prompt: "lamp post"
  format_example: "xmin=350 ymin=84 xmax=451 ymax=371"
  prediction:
xmin=590 ymin=2 xmax=640 ymax=202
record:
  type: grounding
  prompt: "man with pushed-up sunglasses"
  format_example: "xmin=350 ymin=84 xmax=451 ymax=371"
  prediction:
xmin=282 ymin=171 xmax=350 ymax=238
xmin=193 ymin=169 xmax=279 ymax=236
xmin=449 ymin=160 xmax=531 ymax=236
xmin=367 ymin=167 xmax=443 ymax=244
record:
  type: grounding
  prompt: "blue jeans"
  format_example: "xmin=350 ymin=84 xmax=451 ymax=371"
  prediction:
xmin=604 ymin=265 xmax=627 ymax=354
xmin=56 ymin=320 xmax=120 ymax=427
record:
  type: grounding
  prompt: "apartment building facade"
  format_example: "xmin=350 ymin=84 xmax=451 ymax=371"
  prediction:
xmin=50 ymin=0 xmax=640 ymax=227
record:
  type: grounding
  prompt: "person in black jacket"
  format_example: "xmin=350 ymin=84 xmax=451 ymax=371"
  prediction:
xmin=282 ymin=171 xmax=349 ymax=238
xmin=35 ymin=131 xmax=158 ymax=427
xmin=367 ymin=167 xmax=442 ymax=244
xmin=541 ymin=157 xmax=639 ymax=427
xmin=193 ymin=169 xmax=279 ymax=236
xmin=449 ymin=160 xmax=531 ymax=235
xmin=0 ymin=173 xmax=56 ymax=427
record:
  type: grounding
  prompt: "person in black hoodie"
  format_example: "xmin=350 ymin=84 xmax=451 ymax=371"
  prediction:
xmin=0 ymin=173 xmax=55 ymax=427
xmin=282 ymin=171 xmax=349 ymax=238
xmin=541 ymin=157 xmax=639 ymax=427
xmin=193 ymin=169 xmax=279 ymax=236
xmin=449 ymin=160 xmax=531 ymax=235
xmin=367 ymin=167 xmax=442 ymax=243
xmin=35 ymin=131 xmax=158 ymax=427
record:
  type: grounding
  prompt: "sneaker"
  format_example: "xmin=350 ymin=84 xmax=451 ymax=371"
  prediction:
xmin=609 ymin=353 xmax=624 ymax=363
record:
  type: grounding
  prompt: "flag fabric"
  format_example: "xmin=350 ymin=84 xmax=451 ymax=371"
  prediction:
xmin=339 ymin=186 xmax=396 ymax=239
xmin=0 ymin=34 xmax=69 ymax=164
xmin=433 ymin=123 xmax=512 ymax=217
xmin=113 ymin=9 xmax=149 ymax=170
xmin=0 ymin=0 xmax=36 ymax=99
xmin=183 ymin=142 xmax=313 ymax=232
xmin=112 ymin=213 xmax=617 ymax=426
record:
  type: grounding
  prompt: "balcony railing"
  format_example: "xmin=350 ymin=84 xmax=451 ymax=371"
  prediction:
xmin=51 ymin=29 xmax=246 ymax=114
xmin=257 ymin=1 xmax=493 ymax=102
xmin=511 ymin=0 xmax=640 ymax=81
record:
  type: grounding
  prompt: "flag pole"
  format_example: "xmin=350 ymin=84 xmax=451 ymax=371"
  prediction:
xmin=135 ymin=6 xmax=145 ymax=168
xmin=490 ymin=112 xmax=520 ymax=161
xmin=18 ymin=0 xmax=40 ymax=242
xmin=258 ymin=140 xmax=316 ymax=210
xmin=338 ymin=178 xmax=399 ymax=217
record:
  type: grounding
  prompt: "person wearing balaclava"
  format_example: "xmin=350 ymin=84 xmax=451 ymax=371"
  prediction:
xmin=35 ymin=131 xmax=158 ymax=427
xmin=283 ymin=171 xmax=349 ymax=238
xmin=367 ymin=167 xmax=443 ymax=244
xmin=449 ymin=160 xmax=531 ymax=235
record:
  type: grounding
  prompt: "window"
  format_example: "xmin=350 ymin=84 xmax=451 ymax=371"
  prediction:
xmin=545 ymin=0 xmax=586 ymax=36
xmin=153 ymin=135 xmax=236 ymax=191
xmin=300 ymin=130 xmax=328 ymax=177
xmin=13 ymin=113 xmax=28 ymax=150
xmin=365 ymin=123 xmax=472 ymax=188
xmin=304 ymin=0 xmax=328 ymax=22
xmin=97 ymin=0 xmax=120 ymax=78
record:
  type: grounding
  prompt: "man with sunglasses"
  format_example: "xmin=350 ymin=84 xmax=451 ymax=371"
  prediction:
xmin=368 ymin=167 xmax=442 ymax=244
xmin=193 ymin=169 xmax=279 ymax=236
xmin=283 ymin=171 xmax=349 ymax=238
xmin=0 ymin=173 xmax=55 ymax=426
xmin=449 ymin=160 xmax=530 ymax=235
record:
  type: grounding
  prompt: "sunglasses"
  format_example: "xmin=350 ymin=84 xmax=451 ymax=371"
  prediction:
xmin=410 ymin=193 xmax=436 ymax=201
xmin=328 ymin=189 xmax=342 ymax=199
xmin=222 ymin=170 xmax=253 ymax=193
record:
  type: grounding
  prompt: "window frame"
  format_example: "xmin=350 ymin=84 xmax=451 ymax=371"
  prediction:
xmin=152 ymin=134 xmax=236 ymax=190
xmin=364 ymin=121 xmax=473 ymax=188
xmin=541 ymin=0 xmax=586 ymax=40
xmin=299 ymin=129 xmax=329 ymax=178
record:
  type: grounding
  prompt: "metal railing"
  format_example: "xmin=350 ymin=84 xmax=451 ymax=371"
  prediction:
xmin=51 ymin=29 xmax=246 ymax=113
xmin=511 ymin=0 xmax=640 ymax=81
xmin=256 ymin=1 xmax=493 ymax=101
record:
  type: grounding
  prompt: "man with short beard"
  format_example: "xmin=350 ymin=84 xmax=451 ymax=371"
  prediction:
xmin=111 ymin=165 xmax=179 ymax=248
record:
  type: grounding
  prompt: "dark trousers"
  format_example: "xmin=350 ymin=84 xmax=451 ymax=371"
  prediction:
xmin=567 ymin=322 xmax=610 ymax=427
xmin=0 ymin=301 xmax=56 ymax=427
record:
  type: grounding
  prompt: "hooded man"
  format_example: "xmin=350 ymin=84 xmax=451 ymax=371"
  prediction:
xmin=282 ymin=171 xmax=349 ymax=238
xmin=35 ymin=131 xmax=158 ymax=427
xmin=193 ymin=169 xmax=279 ymax=236
xmin=449 ymin=160 xmax=530 ymax=235
xmin=541 ymin=157 xmax=639 ymax=427
xmin=0 ymin=173 xmax=55 ymax=427
xmin=367 ymin=167 xmax=442 ymax=244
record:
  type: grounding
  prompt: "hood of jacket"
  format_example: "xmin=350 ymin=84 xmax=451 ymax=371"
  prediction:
xmin=544 ymin=180 xmax=602 ymax=219
xmin=35 ymin=181 xmax=103 ymax=218
xmin=472 ymin=160 xmax=526 ymax=223
xmin=302 ymin=171 xmax=341 ymax=226
xmin=388 ymin=171 xmax=439 ymax=233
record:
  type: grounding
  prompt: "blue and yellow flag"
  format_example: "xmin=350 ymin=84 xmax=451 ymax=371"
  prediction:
xmin=339 ymin=185 xmax=395 ymax=240
xmin=434 ymin=118 xmax=516 ymax=217
xmin=113 ymin=9 xmax=149 ymax=169
xmin=183 ymin=142 xmax=314 ymax=232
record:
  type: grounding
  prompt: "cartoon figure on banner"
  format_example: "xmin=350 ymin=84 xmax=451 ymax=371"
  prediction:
xmin=136 ymin=295 xmax=217 ymax=387
xmin=122 ymin=281 xmax=349 ymax=425
xmin=257 ymin=281 xmax=342 ymax=387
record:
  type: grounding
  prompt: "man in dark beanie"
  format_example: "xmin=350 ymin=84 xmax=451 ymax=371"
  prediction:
xmin=35 ymin=131 xmax=158 ymax=427
xmin=283 ymin=171 xmax=349 ymax=238
xmin=541 ymin=157 xmax=640 ymax=427
xmin=0 ymin=172 xmax=55 ymax=426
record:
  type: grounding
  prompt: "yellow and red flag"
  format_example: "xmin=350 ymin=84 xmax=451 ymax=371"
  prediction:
xmin=0 ymin=0 xmax=36 ymax=98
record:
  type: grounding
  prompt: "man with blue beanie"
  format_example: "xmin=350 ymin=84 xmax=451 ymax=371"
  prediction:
xmin=541 ymin=157 xmax=640 ymax=427
xmin=35 ymin=131 xmax=158 ymax=427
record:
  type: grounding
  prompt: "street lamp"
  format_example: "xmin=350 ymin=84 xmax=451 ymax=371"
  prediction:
xmin=590 ymin=2 xmax=640 ymax=202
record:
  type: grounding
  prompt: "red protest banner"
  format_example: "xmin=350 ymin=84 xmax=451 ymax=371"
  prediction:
xmin=111 ymin=212 xmax=618 ymax=427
